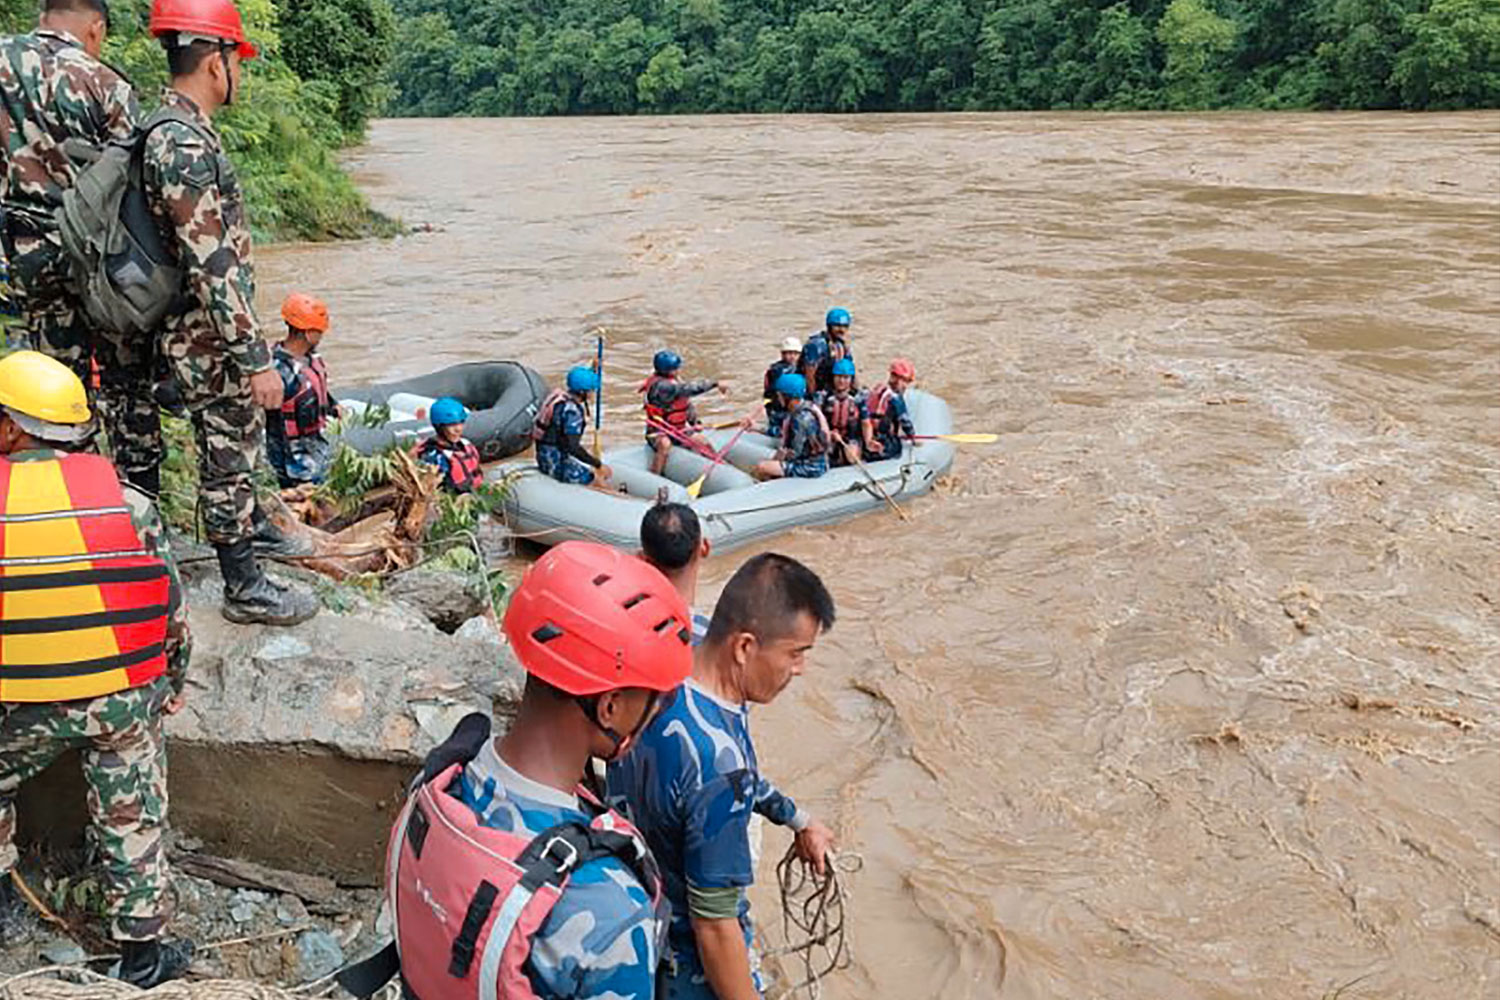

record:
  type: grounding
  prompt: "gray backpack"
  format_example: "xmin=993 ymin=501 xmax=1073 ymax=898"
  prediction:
xmin=55 ymin=107 xmax=203 ymax=338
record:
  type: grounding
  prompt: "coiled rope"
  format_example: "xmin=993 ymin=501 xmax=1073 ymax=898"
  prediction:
xmin=768 ymin=846 xmax=863 ymax=998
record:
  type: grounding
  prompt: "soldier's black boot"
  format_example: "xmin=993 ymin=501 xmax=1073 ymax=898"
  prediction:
xmin=250 ymin=504 xmax=316 ymax=559
xmin=216 ymin=539 xmax=319 ymax=627
xmin=115 ymin=938 xmax=194 ymax=988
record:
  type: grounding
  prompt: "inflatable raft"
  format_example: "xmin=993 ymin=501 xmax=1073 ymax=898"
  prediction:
xmin=497 ymin=389 xmax=955 ymax=553
xmin=333 ymin=361 xmax=547 ymax=460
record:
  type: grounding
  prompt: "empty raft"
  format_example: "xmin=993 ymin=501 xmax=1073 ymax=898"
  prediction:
xmin=332 ymin=361 xmax=547 ymax=461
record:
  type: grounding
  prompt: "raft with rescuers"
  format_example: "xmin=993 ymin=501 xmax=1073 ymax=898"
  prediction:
xmin=496 ymin=389 xmax=956 ymax=553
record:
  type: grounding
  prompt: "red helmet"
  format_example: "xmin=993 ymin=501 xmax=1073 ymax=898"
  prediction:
xmin=503 ymin=542 xmax=693 ymax=696
xmin=890 ymin=358 xmax=916 ymax=380
xmin=281 ymin=293 xmax=329 ymax=333
xmin=149 ymin=0 xmax=258 ymax=58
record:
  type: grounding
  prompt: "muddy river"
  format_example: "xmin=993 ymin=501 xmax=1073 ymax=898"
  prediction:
xmin=259 ymin=113 xmax=1500 ymax=1000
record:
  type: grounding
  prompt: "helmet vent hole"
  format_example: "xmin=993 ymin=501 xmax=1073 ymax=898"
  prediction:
xmin=531 ymin=623 xmax=564 ymax=643
xmin=677 ymin=627 xmax=691 ymax=645
xmin=623 ymin=592 xmax=649 ymax=610
xmin=652 ymin=618 xmax=674 ymax=633
xmin=592 ymin=574 xmax=612 ymax=586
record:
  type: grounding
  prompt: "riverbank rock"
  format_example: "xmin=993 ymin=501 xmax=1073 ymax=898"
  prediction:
xmin=18 ymin=556 xmax=524 ymax=885
xmin=384 ymin=567 xmax=488 ymax=632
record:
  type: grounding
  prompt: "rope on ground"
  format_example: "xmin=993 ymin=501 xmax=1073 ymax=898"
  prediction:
xmin=0 ymin=974 xmax=305 ymax=999
xmin=767 ymin=846 xmax=862 ymax=999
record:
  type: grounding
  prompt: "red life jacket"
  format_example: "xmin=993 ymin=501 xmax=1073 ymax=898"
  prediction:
xmin=418 ymin=437 xmax=483 ymax=494
xmin=338 ymin=715 xmax=664 ymax=1000
xmin=781 ymin=399 xmax=830 ymax=458
xmin=821 ymin=391 xmax=861 ymax=438
xmin=529 ymin=388 xmax=571 ymax=443
xmin=279 ymin=350 xmax=330 ymax=440
xmin=0 ymin=453 xmax=169 ymax=703
xmin=640 ymin=374 xmax=696 ymax=433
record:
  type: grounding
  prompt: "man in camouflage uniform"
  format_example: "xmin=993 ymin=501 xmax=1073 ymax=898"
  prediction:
xmin=138 ymin=0 xmax=316 ymax=625
xmin=0 ymin=350 xmax=192 ymax=988
xmin=0 ymin=0 xmax=165 ymax=489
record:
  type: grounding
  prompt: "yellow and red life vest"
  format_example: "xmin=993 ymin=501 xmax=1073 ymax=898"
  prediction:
xmin=0 ymin=453 xmax=169 ymax=703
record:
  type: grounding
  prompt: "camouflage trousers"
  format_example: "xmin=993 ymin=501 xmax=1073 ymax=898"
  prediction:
xmin=155 ymin=317 xmax=264 ymax=546
xmin=8 ymin=231 xmax=163 ymax=488
xmin=0 ymin=677 xmax=173 ymax=942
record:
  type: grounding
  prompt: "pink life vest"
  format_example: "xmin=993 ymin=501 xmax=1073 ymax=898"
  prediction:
xmin=339 ymin=716 xmax=664 ymax=1000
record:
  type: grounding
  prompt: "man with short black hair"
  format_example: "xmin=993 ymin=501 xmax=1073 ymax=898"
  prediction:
xmin=608 ymin=553 xmax=839 ymax=1000
xmin=137 ymin=0 xmax=318 ymax=626
xmin=640 ymin=500 xmax=711 ymax=644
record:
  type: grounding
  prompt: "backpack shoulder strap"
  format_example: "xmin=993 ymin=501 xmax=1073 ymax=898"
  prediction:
xmin=128 ymin=106 xmax=212 ymax=186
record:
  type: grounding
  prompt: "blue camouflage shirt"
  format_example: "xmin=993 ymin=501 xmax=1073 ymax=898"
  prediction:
xmin=606 ymin=681 xmax=805 ymax=963
xmin=457 ymin=739 xmax=663 ymax=999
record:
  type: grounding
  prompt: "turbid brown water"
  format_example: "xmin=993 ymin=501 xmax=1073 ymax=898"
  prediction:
xmin=259 ymin=113 xmax=1500 ymax=1000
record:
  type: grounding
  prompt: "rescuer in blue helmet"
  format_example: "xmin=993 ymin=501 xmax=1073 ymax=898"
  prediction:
xmin=816 ymin=357 xmax=864 ymax=468
xmin=799 ymin=307 xmax=855 ymax=396
xmin=753 ymin=372 xmax=829 ymax=481
xmin=531 ymin=365 xmax=612 ymax=487
xmin=640 ymin=349 xmax=727 ymax=476
xmin=416 ymin=396 xmax=483 ymax=493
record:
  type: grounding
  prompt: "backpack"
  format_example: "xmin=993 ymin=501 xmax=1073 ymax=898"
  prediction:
xmin=54 ymin=106 xmax=204 ymax=338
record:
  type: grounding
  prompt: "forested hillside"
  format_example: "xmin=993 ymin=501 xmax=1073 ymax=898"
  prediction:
xmin=0 ymin=0 xmax=397 ymax=239
xmin=387 ymin=0 xmax=1499 ymax=116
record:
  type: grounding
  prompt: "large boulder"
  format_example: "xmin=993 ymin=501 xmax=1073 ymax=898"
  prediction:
xmin=17 ymin=560 xmax=524 ymax=885
xmin=384 ymin=567 xmax=489 ymax=633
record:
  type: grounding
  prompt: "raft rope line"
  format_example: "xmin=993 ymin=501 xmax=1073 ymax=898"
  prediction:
xmin=767 ymin=846 xmax=863 ymax=999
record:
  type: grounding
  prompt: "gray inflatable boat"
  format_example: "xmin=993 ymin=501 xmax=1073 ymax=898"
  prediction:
xmin=495 ymin=389 xmax=956 ymax=553
xmin=332 ymin=361 xmax=547 ymax=460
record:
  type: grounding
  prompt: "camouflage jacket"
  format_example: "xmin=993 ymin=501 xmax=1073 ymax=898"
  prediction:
xmin=141 ymin=89 xmax=271 ymax=374
xmin=0 ymin=28 xmax=138 ymax=227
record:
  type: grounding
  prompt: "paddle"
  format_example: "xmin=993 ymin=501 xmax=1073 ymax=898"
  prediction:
xmin=687 ymin=422 xmax=751 ymax=498
xmin=911 ymin=433 xmax=998 ymax=444
xmin=591 ymin=331 xmax=605 ymax=461
xmin=853 ymin=452 xmax=909 ymax=521
xmin=645 ymin=416 xmax=718 ymax=459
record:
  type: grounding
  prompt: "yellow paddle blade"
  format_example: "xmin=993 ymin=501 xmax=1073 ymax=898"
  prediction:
xmin=686 ymin=476 xmax=705 ymax=498
xmin=935 ymin=433 xmax=998 ymax=444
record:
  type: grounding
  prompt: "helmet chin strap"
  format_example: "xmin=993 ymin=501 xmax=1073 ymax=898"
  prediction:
xmin=580 ymin=690 xmax=661 ymax=762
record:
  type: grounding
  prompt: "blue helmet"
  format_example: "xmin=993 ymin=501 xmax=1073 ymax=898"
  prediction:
xmin=825 ymin=307 xmax=851 ymax=328
xmin=774 ymin=372 xmax=807 ymax=399
xmin=430 ymin=396 xmax=468 ymax=428
xmin=653 ymin=350 xmax=682 ymax=375
xmin=566 ymin=365 xmax=600 ymax=394
xmin=831 ymin=358 xmax=856 ymax=378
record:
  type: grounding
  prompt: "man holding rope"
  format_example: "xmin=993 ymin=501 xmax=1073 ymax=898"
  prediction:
xmin=608 ymin=553 xmax=838 ymax=999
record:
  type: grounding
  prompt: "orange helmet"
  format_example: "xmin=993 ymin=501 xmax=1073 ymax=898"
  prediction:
xmin=149 ymin=0 xmax=258 ymax=58
xmin=280 ymin=293 xmax=329 ymax=333
xmin=890 ymin=358 xmax=916 ymax=381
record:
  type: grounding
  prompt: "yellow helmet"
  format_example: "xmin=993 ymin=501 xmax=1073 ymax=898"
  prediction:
xmin=0 ymin=351 xmax=93 ymax=443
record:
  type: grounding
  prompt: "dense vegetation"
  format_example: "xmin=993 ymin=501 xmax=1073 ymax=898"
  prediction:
xmin=0 ymin=0 xmax=397 ymax=240
xmin=386 ymin=0 xmax=1500 ymax=116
